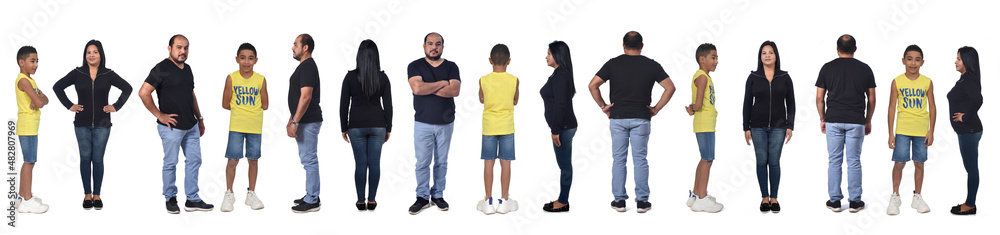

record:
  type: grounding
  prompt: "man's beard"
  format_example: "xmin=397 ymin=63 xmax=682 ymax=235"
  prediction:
xmin=425 ymin=52 xmax=440 ymax=61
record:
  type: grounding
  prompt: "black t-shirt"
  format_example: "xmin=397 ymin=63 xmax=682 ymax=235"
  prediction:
xmin=288 ymin=58 xmax=323 ymax=123
xmin=814 ymin=58 xmax=876 ymax=124
xmin=595 ymin=54 xmax=669 ymax=120
xmin=407 ymin=58 xmax=460 ymax=124
xmin=144 ymin=59 xmax=198 ymax=130
xmin=340 ymin=70 xmax=393 ymax=132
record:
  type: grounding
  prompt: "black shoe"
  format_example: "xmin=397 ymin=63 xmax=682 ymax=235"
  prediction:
xmin=294 ymin=196 xmax=320 ymax=206
xmin=166 ymin=197 xmax=180 ymax=214
xmin=770 ymin=202 xmax=780 ymax=213
xmin=611 ymin=200 xmax=626 ymax=212
xmin=185 ymin=200 xmax=214 ymax=212
xmin=760 ymin=202 xmax=771 ymax=212
xmin=93 ymin=199 xmax=103 ymax=210
xmin=292 ymin=200 xmax=321 ymax=213
xmin=408 ymin=197 xmax=430 ymax=215
xmin=430 ymin=197 xmax=449 ymax=211
xmin=826 ymin=200 xmax=842 ymax=212
xmin=83 ymin=199 xmax=94 ymax=210
xmin=356 ymin=202 xmax=367 ymax=211
xmin=951 ymin=204 xmax=977 ymax=215
xmin=637 ymin=201 xmax=652 ymax=213
xmin=848 ymin=200 xmax=865 ymax=213
xmin=543 ymin=201 xmax=570 ymax=212
xmin=951 ymin=204 xmax=962 ymax=213
xmin=367 ymin=201 xmax=377 ymax=211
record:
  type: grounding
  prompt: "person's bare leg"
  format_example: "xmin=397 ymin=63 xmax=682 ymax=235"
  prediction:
xmin=248 ymin=159 xmax=258 ymax=191
xmin=85 ymin=194 xmax=92 ymax=201
xmin=892 ymin=162 xmax=906 ymax=194
xmin=694 ymin=160 xmax=713 ymax=198
xmin=762 ymin=197 xmax=769 ymax=204
xmin=19 ymin=162 xmax=34 ymax=200
xmin=93 ymin=195 xmax=101 ymax=200
xmin=484 ymin=160 xmax=495 ymax=200
xmin=500 ymin=160 xmax=511 ymax=199
xmin=226 ymin=159 xmax=239 ymax=191
xmin=692 ymin=160 xmax=703 ymax=198
xmin=913 ymin=162 xmax=924 ymax=194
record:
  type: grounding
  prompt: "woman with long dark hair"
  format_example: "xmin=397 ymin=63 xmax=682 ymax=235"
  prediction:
xmin=340 ymin=39 xmax=392 ymax=211
xmin=948 ymin=46 xmax=982 ymax=215
xmin=742 ymin=41 xmax=795 ymax=213
xmin=541 ymin=41 xmax=578 ymax=212
xmin=52 ymin=40 xmax=133 ymax=210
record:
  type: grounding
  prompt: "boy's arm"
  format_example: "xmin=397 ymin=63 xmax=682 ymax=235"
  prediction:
xmin=18 ymin=78 xmax=45 ymax=109
xmin=691 ymin=75 xmax=707 ymax=111
xmin=261 ymin=78 xmax=269 ymax=110
xmin=926 ymin=81 xmax=936 ymax=145
xmin=513 ymin=78 xmax=519 ymax=106
xmin=222 ymin=75 xmax=233 ymax=110
xmin=478 ymin=78 xmax=484 ymax=104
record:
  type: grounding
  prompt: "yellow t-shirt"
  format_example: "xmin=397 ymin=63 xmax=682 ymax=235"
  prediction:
xmin=692 ymin=70 xmax=717 ymax=133
xmin=894 ymin=73 xmax=931 ymax=137
xmin=480 ymin=72 xmax=517 ymax=135
xmin=15 ymin=73 xmax=40 ymax=136
xmin=229 ymin=71 xmax=265 ymax=134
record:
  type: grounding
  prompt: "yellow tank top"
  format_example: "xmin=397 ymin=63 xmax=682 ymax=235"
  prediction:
xmin=692 ymin=70 xmax=717 ymax=133
xmin=894 ymin=73 xmax=930 ymax=137
xmin=229 ymin=71 xmax=265 ymax=134
xmin=15 ymin=73 xmax=40 ymax=135
xmin=480 ymin=72 xmax=517 ymax=135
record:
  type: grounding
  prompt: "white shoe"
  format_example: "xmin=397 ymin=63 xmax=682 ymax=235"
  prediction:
xmin=245 ymin=191 xmax=265 ymax=210
xmin=221 ymin=190 xmax=236 ymax=212
xmin=476 ymin=198 xmax=495 ymax=215
xmin=496 ymin=198 xmax=518 ymax=214
xmin=686 ymin=191 xmax=696 ymax=207
xmin=691 ymin=195 xmax=723 ymax=213
xmin=17 ymin=196 xmax=48 ymax=214
xmin=911 ymin=194 xmax=930 ymax=213
xmin=887 ymin=193 xmax=901 ymax=215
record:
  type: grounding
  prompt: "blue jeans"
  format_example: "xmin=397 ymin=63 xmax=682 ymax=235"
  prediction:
xmin=296 ymin=122 xmax=322 ymax=204
xmin=157 ymin=123 xmax=203 ymax=201
xmin=348 ymin=127 xmax=386 ymax=203
xmin=892 ymin=134 xmax=927 ymax=163
xmin=553 ymin=128 xmax=576 ymax=204
xmin=414 ymin=121 xmax=453 ymax=199
xmin=751 ymin=127 xmax=785 ymax=198
xmin=75 ymin=126 xmax=110 ymax=195
xmin=18 ymin=135 xmax=37 ymax=163
xmin=826 ymin=123 xmax=865 ymax=202
xmin=609 ymin=118 xmax=651 ymax=202
xmin=481 ymin=134 xmax=515 ymax=161
xmin=225 ymin=131 xmax=261 ymax=160
xmin=957 ymin=131 xmax=982 ymax=207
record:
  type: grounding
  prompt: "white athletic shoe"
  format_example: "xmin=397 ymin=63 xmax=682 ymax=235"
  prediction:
xmin=887 ymin=193 xmax=901 ymax=215
xmin=477 ymin=198 xmax=495 ymax=215
xmin=221 ymin=190 xmax=236 ymax=212
xmin=17 ymin=196 xmax=49 ymax=214
xmin=911 ymin=194 xmax=930 ymax=213
xmin=686 ymin=190 xmax=696 ymax=207
xmin=496 ymin=197 xmax=518 ymax=214
xmin=690 ymin=195 xmax=723 ymax=213
xmin=245 ymin=191 xmax=265 ymax=210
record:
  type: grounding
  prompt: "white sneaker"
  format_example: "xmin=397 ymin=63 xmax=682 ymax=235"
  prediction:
xmin=887 ymin=193 xmax=901 ymax=215
xmin=221 ymin=190 xmax=236 ymax=212
xmin=17 ymin=196 xmax=48 ymax=214
xmin=690 ymin=195 xmax=723 ymax=213
xmin=496 ymin=198 xmax=518 ymax=214
xmin=476 ymin=198 xmax=495 ymax=215
xmin=245 ymin=191 xmax=265 ymax=210
xmin=686 ymin=190 xmax=696 ymax=207
xmin=911 ymin=194 xmax=930 ymax=213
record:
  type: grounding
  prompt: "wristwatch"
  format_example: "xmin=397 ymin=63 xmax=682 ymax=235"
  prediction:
xmin=197 ymin=116 xmax=204 ymax=121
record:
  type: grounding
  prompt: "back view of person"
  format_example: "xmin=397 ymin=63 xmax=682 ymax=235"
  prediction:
xmin=340 ymin=39 xmax=393 ymax=212
xmin=476 ymin=44 xmax=520 ymax=215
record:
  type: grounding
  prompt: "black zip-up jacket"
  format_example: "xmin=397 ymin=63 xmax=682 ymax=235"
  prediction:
xmin=743 ymin=70 xmax=796 ymax=131
xmin=53 ymin=66 xmax=133 ymax=127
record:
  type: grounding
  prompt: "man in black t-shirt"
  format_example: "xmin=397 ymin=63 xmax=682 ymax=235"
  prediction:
xmin=286 ymin=34 xmax=323 ymax=213
xmin=815 ymin=34 xmax=876 ymax=213
xmin=138 ymin=34 xmax=214 ymax=214
xmin=587 ymin=31 xmax=676 ymax=213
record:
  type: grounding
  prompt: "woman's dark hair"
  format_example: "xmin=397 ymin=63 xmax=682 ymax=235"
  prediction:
xmin=82 ymin=39 xmax=106 ymax=69
xmin=548 ymin=41 xmax=575 ymax=95
xmin=958 ymin=46 xmax=980 ymax=79
xmin=903 ymin=44 xmax=923 ymax=58
xmin=356 ymin=39 xmax=382 ymax=98
xmin=755 ymin=41 xmax=780 ymax=73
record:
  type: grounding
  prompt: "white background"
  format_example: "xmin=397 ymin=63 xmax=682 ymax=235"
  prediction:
xmin=1 ymin=0 xmax=996 ymax=234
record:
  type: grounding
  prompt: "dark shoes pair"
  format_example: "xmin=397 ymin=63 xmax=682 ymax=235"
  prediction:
xmin=825 ymin=200 xmax=865 ymax=213
xmin=82 ymin=199 xmax=103 ymax=210
xmin=356 ymin=201 xmax=377 ymax=211
xmin=759 ymin=202 xmax=781 ymax=213
xmin=165 ymin=196 xmax=214 ymax=214
xmin=408 ymin=197 xmax=448 ymax=215
xmin=292 ymin=196 xmax=321 ymax=213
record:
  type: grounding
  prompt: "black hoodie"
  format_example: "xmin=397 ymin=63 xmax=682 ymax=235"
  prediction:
xmin=53 ymin=40 xmax=133 ymax=128
xmin=742 ymin=69 xmax=796 ymax=131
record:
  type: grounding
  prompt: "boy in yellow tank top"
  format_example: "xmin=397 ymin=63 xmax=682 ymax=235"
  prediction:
xmin=13 ymin=46 xmax=50 ymax=213
xmin=885 ymin=45 xmax=936 ymax=215
xmin=220 ymin=43 xmax=269 ymax=212
xmin=476 ymin=44 xmax=519 ymax=214
xmin=684 ymin=43 xmax=723 ymax=212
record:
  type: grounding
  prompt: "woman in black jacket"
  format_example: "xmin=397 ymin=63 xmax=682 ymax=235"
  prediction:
xmin=340 ymin=39 xmax=392 ymax=211
xmin=52 ymin=40 xmax=133 ymax=210
xmin=742 ymin=41 xmax=795 ymax=213
xmin=541 ymin=41 xmax=578 ymax=212
xmin=948 ymin=46 xmax=983 ymax=215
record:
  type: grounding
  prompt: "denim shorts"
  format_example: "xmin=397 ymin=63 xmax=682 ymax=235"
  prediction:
xmin=19 ymin=135 xmax=38 ymax=163
xmin=892 ymin=134 xmax=927 ymax=163
xmin=695 ymin=132 xmax=715 ymax=161
xmin=225 ymin=131 xmax=261 ymax=160
xmin=481 ymin=134 xmax=515 ymax=161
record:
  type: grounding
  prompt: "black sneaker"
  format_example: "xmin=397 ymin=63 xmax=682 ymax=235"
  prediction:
xmin=185 ymin=200 xmax=214 ymax=212
xmin=611 ymin=200 xmax=626 ymax=212
xmin=430 ymin=197 xmax=449 ymax=211
xmin=83 ymin=199 xmax=94 ymax=210
xmin=848 ymin=200 xmax=865 ymax=213
xmin=408 ymin=197 xmax=430 ymax=215
xmin=293 ymin=196 xmax=320 ymax=206
xmin=636 ymin=201 xmax=652 ymax=213
xmin=826 ymin=200 xmax=842 ymax=212
xmin=292 ymin=200 xmax=321 ymax=213
xmin=166 ymin=197 xmax=180 ymax=214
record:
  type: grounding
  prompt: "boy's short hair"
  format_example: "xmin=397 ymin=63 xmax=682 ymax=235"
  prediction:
xmin=238 ymin=43 xmax=257 ymax=56
xmin=837 ymin=34 xmax=857 ymax=54
xmin=16 ymin=46 xmax=37 ymax=65
xmin=903 ymin=44 xmax=923 ymax=58
xmin=490 ymin=44 xmax=510 ymax=65
xmin=623 ymin=31 xmax=642 ymax=50
xmin=695 ymin=43 xmax=716 ymax=65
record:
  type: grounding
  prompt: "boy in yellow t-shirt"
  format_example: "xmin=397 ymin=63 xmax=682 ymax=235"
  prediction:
xmin=476 ymin=44 xmax=519 ymax=215
xmin=220 ymin=43 xmax=269 ymax=212
xmin=684 ymin=43 xmax=723 ymax=213
xmin=885 ymin=45 xmax=935 ymax=215
xmin=13 ymin=46 xmax=50 ymax=213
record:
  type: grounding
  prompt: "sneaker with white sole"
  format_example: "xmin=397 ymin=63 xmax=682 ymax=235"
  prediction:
xmin=887 ymin=193 xmax=901 ymax=215
xmin=17 ymin=196 xmax=49 ymax=214
xmin=611 ymin=200 xmax=626 ymax=212
xmin=496 ymin=198 xmax=518 ymax=214
xmin=246 ymin=191 xmax=265 ymax=210
xmin=477 ymin=197 xmax=495 ymax=215
xmin=221 ymin=190 xmax=236 ymax=212
xmin=686 ymin=190 xmax=696 ymax=207
xmin=691 ymin=195 xmax=723 ymax=213
xmin=911 ymin=194 xmax=930 ymax=213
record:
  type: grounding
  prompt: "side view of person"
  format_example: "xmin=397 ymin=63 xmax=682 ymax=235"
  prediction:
xmin=13 ymin=45 xmax=50 ymax=214
xmin=541 ymin=41 xmax=577 ymax=213
xmin=685 ymin=43 xmax=724 ymax=213
xmin=948 ymin=46 xmax=983 ymax=215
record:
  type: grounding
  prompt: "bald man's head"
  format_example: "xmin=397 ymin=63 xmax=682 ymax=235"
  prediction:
xmin=837 ymin=34 xmax=856 ymax=54
xmin=623 ymin=31 xmax=643 ymax=50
